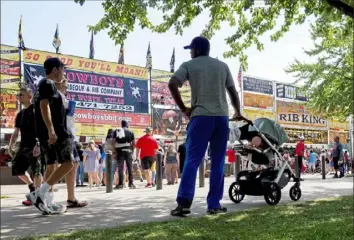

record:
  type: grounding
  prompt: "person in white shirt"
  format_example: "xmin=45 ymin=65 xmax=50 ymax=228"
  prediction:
xmin=55 ymin=79 xmax=87 ymax=208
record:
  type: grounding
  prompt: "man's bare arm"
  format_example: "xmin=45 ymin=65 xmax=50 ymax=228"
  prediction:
xmin=226 ymin=85 xmax=242 ymax=116
xmin=9 ymin=128 xmax=19 ymax=155
xmin=40 ymin=99 xmax=54 ymax=133
xmin=131 ymin=139 xmax=135 ymax=152
xmin=168 ymin=76 xmax=187 ymax=112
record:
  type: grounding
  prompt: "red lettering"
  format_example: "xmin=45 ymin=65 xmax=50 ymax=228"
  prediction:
xmin=124 ymin=68 xmax=129 ymax=74
xmin=129 ymin=69 xmax=134 ymax=75
xmin=84 ymin=62 xmax=90 ymax=68
xmin=100 ymin=64 xmax=106 ymax=71
xmin=66 ymin=72 xmax=75 ymax=82
xmin=107 ymin=77 xmax=116 ymax=87
xmin=24 ymin=52 xmax=32 ymax=60
xmin=99 ymin=76 xmax=108 ymax=86
xmin=115 ymin=66 xmax=124 ymax=74
xmin=90 ymin=74 xmax=98 ymax=85
xmin=106 ymin=64 xmax=111 ymax=71
xmin=33 ymin=54 xmax=40 ymax=61
xmin=116 ymin=78 xmax=124 ymax=88
xmin=76 ymin=73 xmax=89 ymax=84
xmin=135 ymin=69 xmax=141 ymax=76
xmin=78 ymin=60 xmax=85 ymax=67
xmin=66 ymin=59 xmax=73 ymax=66
xmin=91 ymin=62 xmax=97 ymax=69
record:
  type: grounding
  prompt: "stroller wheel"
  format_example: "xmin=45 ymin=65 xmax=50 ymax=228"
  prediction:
xmin=228 ymin=182 xmax=245 ymax=204
xmin=264 ymin=182 xmax=281 ymax=206
xmin=289 ymin=185 xmax=301 ymax=201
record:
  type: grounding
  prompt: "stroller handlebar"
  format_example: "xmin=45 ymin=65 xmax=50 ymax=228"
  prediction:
xmin=229 ymin=118 xmax=254 ymax=126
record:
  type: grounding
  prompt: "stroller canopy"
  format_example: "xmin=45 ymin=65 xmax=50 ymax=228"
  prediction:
xmin=250 ymin=118 xmax=289 ymax=146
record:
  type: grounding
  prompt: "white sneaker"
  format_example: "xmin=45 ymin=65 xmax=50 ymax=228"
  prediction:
xmin=96 ymin=184 xmax=101 ymax=187
xmin=26 ymin=191 xmax=36 ymax=204
xmin=47 ymin=202 xmax=67 ymax=215
xmin=89 ymin=184 xmax=92 ymax=189
xmin=34 ymin=190 xmax=52 ymax=214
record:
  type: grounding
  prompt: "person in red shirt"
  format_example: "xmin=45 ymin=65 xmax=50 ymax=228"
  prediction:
xmin=135 ymin=127 xmax=158 ymax=188
xmin=226 ymin=148 xmax=236 ymax=175
xmin=295 ymin=136 xmax=305 ymax=181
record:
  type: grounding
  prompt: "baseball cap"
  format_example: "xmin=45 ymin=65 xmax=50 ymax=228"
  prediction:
xmin=184 ymin=36 xmax=210 ymax=51
xmin=43 ymin=57 xmax=65 ymax=73
xmin=144 ymin=127 xmax=152 ymax=133
xmin=299 ymin=136 xmax=305 ymax=140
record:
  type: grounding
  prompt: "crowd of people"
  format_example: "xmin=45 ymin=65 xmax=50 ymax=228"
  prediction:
xmin=3 ymin=36 xmax=352 ymax=219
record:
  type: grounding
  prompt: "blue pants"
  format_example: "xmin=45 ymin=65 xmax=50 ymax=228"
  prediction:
xmin=177 ymin=116 xmax=229 ymax=210
xmin=76 ymin=161 xmax=85 ymax=185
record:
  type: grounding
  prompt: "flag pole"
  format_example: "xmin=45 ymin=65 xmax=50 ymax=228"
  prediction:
xmin=149 ymin=67 xmax=153 ymax=130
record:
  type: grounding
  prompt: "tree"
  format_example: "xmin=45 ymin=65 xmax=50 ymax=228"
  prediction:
xmin=75 ymin=0 xmax=353 ymax=118
xmin=286 ymin=7 xmax=353 ymax=119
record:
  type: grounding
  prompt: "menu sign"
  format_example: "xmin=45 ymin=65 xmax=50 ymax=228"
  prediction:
xmin=276 ymin=83 xmax=307 ymax=101
xmin=243 ymin=76 xmax=273 ymax=95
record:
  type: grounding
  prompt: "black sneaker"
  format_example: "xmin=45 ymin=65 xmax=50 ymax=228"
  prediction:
xmin=207 ymin=207 xmax=227 ymax=215
xmin=170 ymin=205 xmax=191 ymax=217
xmin=115 ymin=185 xmax=124 ymax=189
xmin=129 ymin=184 xmax=136 ymax=189
xmin=140 ymin=178 xmax=144 ymax=182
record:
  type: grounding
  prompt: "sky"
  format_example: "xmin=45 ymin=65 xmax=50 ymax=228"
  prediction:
xmin=1 ymin=1 xmax=315 ymax=84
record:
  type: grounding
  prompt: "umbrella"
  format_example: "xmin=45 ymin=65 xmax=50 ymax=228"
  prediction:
xmin=249 ymin=118 xmax=289 ymax=146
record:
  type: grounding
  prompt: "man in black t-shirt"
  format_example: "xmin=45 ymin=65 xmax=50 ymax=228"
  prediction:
xmin=27 ymin=58 xmax=74 ymax=215
xmin=114 ymin=120 xmax=136 ymax=189
xmin=8 ymin=88 xmax=42 ymax=206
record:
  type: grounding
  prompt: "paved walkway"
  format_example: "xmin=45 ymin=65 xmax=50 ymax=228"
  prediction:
xmin=1 ymin=174 xmax=352 ymax=239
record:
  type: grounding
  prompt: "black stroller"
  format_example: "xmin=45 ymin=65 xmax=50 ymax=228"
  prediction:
xmin=228 ymin=118 xmax=301 ymax=206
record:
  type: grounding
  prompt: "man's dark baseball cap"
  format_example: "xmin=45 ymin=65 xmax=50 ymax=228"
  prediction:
xmin=43 ymin=57 xmax=65 ymax=73
xmin=184 ymin=36 xmax=210 ymax=50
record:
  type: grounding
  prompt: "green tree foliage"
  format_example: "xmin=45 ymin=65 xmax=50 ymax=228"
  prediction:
xmin=286 ymin=2 xmax=353 ymax=119
xmin=75 ymin=0 xmax=353 ymax=118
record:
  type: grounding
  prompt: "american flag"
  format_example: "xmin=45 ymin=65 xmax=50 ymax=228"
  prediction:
xmin=18 ymin=16 xmax=25 ymax=49
xmin=89 ymin=31 xmax=94 ymax=59
xmin=118 ymin=44 xmax=124 ymax=64
xmin=52 ymin=24 xmax=61 ymax=54
xmin=170 ymin=47 xmax=175 ymax=73
xmin=145 ymin=42 xmax=152 ymax=69
xmin=237 ymin=65 xmax=242 ymax=90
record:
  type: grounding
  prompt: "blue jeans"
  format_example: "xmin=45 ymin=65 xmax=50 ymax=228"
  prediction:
xmin=76 ymin=161 xmax=85 ymax=185
xmin=177 ymin=116 xmax=229 ymax=210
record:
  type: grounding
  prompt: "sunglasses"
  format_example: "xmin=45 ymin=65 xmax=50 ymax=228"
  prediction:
xmin=16 ymin=93 xmax=24 ymax=98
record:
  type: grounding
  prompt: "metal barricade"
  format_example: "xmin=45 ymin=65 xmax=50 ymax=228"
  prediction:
xmin=105 ymin=151 xmax=113 ymax=193
xmin=156 ymin=152 xmax=163 ymax=190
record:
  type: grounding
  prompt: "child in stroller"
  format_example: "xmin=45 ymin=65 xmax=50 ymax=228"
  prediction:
xmin=228 ymin=118 xmax=302 ymax=206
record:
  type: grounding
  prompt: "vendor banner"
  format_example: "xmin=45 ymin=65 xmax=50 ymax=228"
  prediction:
xmin=242 ymin=109 xmax=275 ymax=122
xmin=276 ymin=100 xmax=327 ymax=128
xmin=0 ymin=91 xmax=18 ymax=128
xmin=276 ymin=83 xmax=307 ymax=101
xmin=243 ymin=76 xmax=273 ymax=95
xmin=243 ymin=92 xmax=273 ymax=109
xmin=284 ymin=128 xmax=328 ymax=144
xmin=152 ymin=107 xmax=189 ymax=136
xmin=1 ymin=45 xmax=20 ymax=89
xmin=329 ymin=119 xmax=349 ymax=131
xmin=151 ymin=69 xmax=190 ymax=106
xmin=75 ymin=109 xmax=150 ymax=127
xmin=24 ymin=64 xmax=149 ymax=113
xmin=75 ymin=123 xmax=145 ymax=138
xmin=23 ymin=49 xmax=148 ymax=79
xmin=329 ymin=130 xmax=349 ymax=144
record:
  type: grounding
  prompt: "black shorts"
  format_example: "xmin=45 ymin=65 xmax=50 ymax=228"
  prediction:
xmin=141 ymin=156 xmax=155 ymax=170
xmin=333 ymin=157 xmax=340 ymax=169
xmin=12 ymin=147 xmax=41 ymax=176
xmin=41 ymin=138 xmax=74 ymax=165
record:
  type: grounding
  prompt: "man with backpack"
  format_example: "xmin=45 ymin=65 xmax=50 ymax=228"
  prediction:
xmin=115 ymin=120 xmax=136 ymax=189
